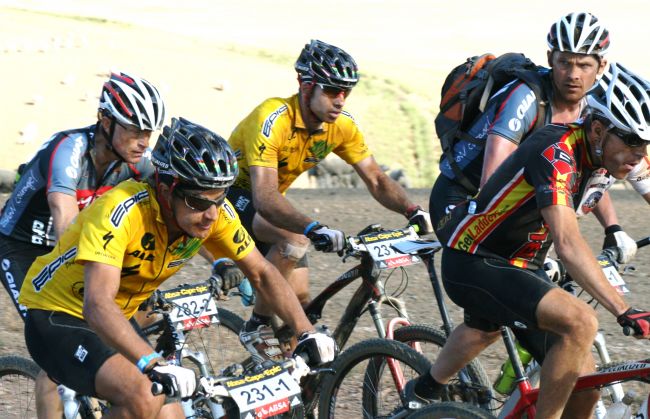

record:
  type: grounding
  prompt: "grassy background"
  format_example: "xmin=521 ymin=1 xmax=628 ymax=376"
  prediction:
xmin=2 ymin=0 xmax=650 ymax=187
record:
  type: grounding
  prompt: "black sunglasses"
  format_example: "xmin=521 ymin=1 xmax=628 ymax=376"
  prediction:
xmin=609 ymin=127 xmax=647 ymax=148
xmin=174 ymin=189 xmax=227 ymax=212
xmin=316 ymin=83 xmax=352 ymax=98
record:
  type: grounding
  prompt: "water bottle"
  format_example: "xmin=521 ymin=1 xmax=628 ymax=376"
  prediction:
xmin=603 ymin=391 xmax=635 ymax=419
xmin=493 ymin=342 xmax=533 ymax=395
xmin=58 ymin=384 xmax=81 ymax=419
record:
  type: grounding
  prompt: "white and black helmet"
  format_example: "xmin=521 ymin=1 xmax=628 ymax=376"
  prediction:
xmin=99 ymin=71 xmax=166 ymax=131
xmin=547 ymin=12 xmax=610 ymax=56
xmin=587 ymin=63 xmax=650 ymax=141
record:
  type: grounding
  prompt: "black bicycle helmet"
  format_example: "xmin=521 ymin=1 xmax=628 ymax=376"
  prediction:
xmin=99 ymin=71 xmax=166 ymax=130
xmin=151 ymin=117 xmax=238 ymax=189
xmin=587 ymin=63 xmax=650 ymax=141
xmin=294 ymin=40 xmax=359 ymax=89
xmin=547 ymin=12 xmax=610 ymax=57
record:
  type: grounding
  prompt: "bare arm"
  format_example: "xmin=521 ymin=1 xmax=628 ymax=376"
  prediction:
xmin=250 ymin=166 xmax=313 ymax=234
xmin=236 ymin=248 xmax=313 ymax=335
xmin=541 ymin=205 xmax=628 ymax=317
xmin=480 ymin=134 xmax=518 ymax=188
xmin=47 ymin=192 xmax=80 ymax=240
xmin=353 ymin=156 xmax=415 ymax=214
xmin=83 ymin=262 xmax=154 ymax=364
xmin=591 ymin=191 xmax=619 ymax=228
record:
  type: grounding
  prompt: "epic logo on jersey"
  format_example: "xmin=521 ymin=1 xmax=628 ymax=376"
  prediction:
xmin=542 ymin=143 xmax=574 ymax=176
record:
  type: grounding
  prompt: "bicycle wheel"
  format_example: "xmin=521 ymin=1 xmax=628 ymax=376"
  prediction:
xmin=0 ymin=355 xmax=40 ymax=419
xmin=379 ymin=324 xmax=497 ymax=410
xmin=182 ymin=307 xmax=245 ymax=374
xmin=318 ymin=338 xmax=431 ymax=418
xmin=406 ymin=401 xmax=496 ymax=419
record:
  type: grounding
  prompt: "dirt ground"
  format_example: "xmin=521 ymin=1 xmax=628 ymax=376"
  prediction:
xmin=1 ymin=187 xmax=648 ymax=407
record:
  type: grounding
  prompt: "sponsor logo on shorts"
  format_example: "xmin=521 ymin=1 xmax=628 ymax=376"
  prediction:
xmin=235 ymin=195 xmax=251 ymax=212
xmin=513 ymin=321 xmax=527 ymax=329
xmin=74 ymin=345 xmax=88 ymax=362
xmin=110 ymin=190 xmax=149 ymax=227
xmin=1 ymin=258 xmax=9 ymax=271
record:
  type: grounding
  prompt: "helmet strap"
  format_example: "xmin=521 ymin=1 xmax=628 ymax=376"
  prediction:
xmin=101 ymin=116 xmax=129 ymax=163
xmin=155 ymin=172 xmax=191 ymax=241
xmin=299 ymin=81 xmax=324 ymax=131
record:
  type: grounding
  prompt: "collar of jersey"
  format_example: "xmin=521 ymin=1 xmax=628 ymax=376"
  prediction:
xmin=144 ymin=182 xmax=167 ymax=225
xmin=292 ymin=94 xmax=329 ymax=134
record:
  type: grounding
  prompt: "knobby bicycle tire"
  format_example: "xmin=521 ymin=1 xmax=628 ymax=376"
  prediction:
xmin=375 ymin=324 xmax=498 ymax=411
xmin=318 ymin=338 xmax=431 ymax=418
xmin=0 ymin=355 xmax=40 ymax=419
xmin=405 ymin=401 xmax=496 ymax=419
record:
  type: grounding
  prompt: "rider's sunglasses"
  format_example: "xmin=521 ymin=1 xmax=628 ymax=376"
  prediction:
xmin=609 ymin=127 xmax=647 ymax=148
xmin=316 ymin=83 xmax=352 ymax=99
xmin=174 ymin=189 xmax=227 ymax=212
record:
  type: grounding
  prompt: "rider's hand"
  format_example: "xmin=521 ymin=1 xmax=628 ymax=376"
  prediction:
xmin=212 ymin=258 xmax=245 ymax=291
xmin=603 ymin=225 xmax=637 ymax=264
xmin=406 ymin=205 xmax=433 ymax=235
xmin=294 ymin=329 xmax=338 ymax=366
xmin=305 ymin=222 xmax=345 ymax=253
xmin=617 ymin=307 xmax=650 ymax=338
xmin=148 ymin=364 xmax=197 ymax=398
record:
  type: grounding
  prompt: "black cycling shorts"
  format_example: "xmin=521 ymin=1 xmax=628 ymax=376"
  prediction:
xmin=227 ymin=186 xmax=308 ymax=268
xmin=441 ymin=248 xmax=558 ymax=362
xmin=429 ymin=175 xmax=474 ymax=234
xmin=0 ymin=234 xmax=50 ymax=319
xmin=25 ymin=309 xmax=147 ymax=396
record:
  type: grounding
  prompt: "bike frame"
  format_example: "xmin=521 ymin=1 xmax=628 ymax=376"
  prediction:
xmin=498 ymin=325 xmax=650 ymax=419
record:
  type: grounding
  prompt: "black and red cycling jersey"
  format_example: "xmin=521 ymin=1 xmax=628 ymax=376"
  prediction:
xmin=0 ymin=124 xmax=153 ymax=248
xmin=442 ymin=123 xmax=597 ymax=269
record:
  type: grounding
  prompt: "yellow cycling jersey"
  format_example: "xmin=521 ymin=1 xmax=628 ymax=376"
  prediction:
xmin=19 ymin=180 xmax=254 ymax=320
xmin=228 ymin=94 xmax=371 ymax=193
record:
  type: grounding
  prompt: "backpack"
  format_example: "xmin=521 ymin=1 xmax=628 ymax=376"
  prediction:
xmin=435 ymin=52 xmax=552 ymax=195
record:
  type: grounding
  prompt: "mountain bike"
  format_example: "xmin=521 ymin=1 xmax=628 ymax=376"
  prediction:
xmin=296 ymin=224 xmax=490 ymax=417
xmin=406 ymin=325 xmax=649 ymax=419
xmin=0 ymin=275 xmax=247 ymax=419
xmin=403 ymin=236 xmax=650 ymax=418
xmin=339 ymin=230 xmax=495 ymax=416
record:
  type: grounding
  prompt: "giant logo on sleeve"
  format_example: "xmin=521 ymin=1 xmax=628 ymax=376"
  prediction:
xmin=542 ymin=143 xmax=574 ymax=176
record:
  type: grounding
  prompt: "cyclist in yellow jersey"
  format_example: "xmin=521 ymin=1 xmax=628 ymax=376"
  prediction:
xmin=227 ymin=40 xmax=433 ymax=338
xmin=20 ymin=117 xmax=337 ymax=418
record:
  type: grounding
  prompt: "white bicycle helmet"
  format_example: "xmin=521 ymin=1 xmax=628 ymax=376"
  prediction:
xmin=587 ymin=63 xmax=650 ymax=141
xmin=99 ymin=71 xmax=166 ymax=131
xmin=547 ymin=12 xmax=610 ymax=56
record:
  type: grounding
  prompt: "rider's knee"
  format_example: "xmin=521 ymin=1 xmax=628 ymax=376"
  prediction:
xmin=278 ymin=239 xmax=309 ymax=263
xmin=563 ymin=309 xmax=598 ymax=344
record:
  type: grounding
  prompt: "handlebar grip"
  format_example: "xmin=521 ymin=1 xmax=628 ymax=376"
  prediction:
xmin=622 ymin=326 xmax=633 ymax=336
xmin=636 ymin=236 xmax=650 ymax=249
xmin=294 ymin=350 xmax=310 ymax=366
xmin=151 ymin=382 xmax=164 ymax=396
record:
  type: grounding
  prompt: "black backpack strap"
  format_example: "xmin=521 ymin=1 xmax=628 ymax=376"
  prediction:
xmin=514 ymin=70 xmax=552 ymax=132
xmin=440 ymin=131 xmax=479 ymax=196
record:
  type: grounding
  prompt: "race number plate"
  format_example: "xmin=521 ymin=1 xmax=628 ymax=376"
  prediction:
xmin=162 ymin=282 xmax=219 ymax=330
xmin=225 ymin=365 xmax=302 ymax=419
xmin=360 ymin=228 xmax=422 ymax=269
xmin=596 ymin=255 xmax=629 ymax=295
